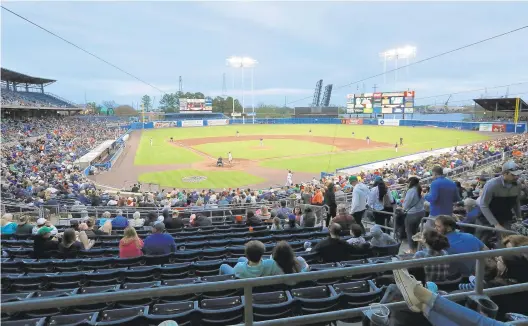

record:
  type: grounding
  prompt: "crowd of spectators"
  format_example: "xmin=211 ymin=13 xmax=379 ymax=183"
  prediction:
xmin=1 ymin=88 xmax=71 ymax=108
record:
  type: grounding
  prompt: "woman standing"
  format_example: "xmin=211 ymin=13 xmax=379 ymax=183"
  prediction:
xmin=368 ymin=176 xmax=395 ymax=232
xmin=403 ymin=177 xmax=426 ymax=253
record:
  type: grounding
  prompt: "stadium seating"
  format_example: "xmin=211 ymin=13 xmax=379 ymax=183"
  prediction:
xmin=1 ymin=88 xmax=72 ymax=107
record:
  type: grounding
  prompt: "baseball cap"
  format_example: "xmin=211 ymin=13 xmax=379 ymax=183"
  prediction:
xmin=153 ymin=222 xmax=166 ymax=232
xmin=36 ymin=218 xmax=47 ymax=226
xmin=349 ymin=176 xmax=358 ymax=183
xmin=37 ymin=226 xmax=53 ymax=235
xmin=18 ymin=215 xmax=28 ymax=225
xmin=502 ymin=161 xmax=523 ymax=176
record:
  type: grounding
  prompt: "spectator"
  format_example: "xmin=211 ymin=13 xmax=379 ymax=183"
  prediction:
xmin=312 ymin=223 xmax=352 ymax=263
xmin=111 ymin=210 xmax=129 ymax=228
xmin=32 ymin=217 xmax=58 ymax=236
xmin=164 ymin=210 xmax=184 ymax=229
xmin=270 ymin=217 xmax=283 ymax=231
xmin=301 ymin=206 xmax=316 ymax=227
xmin=15 ymin=215 xmax=34 ymax=235
xmin=434 ymin=215 xmax=488 ymax=277
xmin=324 ymin=182 xmax=337 ymax=225
xmin=119 ymin=227 xmax=144 ymax=258
xmin=284 ymin=214 xmax=298 ymax=229
xmin=1 ymin=213 xmax=17 ymax=235
xmin=143 ymin=222 xmax=176 ymax=255
xmin=293 ymin=206 xmax=303 ymax=225
xmin=32 ymin=226 xmax=59 ymax=259
xmin=349 ymin=175 xmax=369 ymax=232
xmin=332 ymin=203 xmax=356 ymax=230
xmin=424 ymin=166 xmax=460 ymax=224
xmin=272 ymin=241 xmax=309 ymax=273
xmin=219 ymin=240 xmax=283 ymax=278
xmin=58 ymin=228 xmax=94 ymax=258
xmin=413 ymin=229 xmax=450 ymax=282
xmin=276 ymin=200 xmax=292 ymax=217
xmin=334 ymin=184 xmax=346 ymax=205
xmin=129 ymin=211 xmax=145 ymax=228
xmin=246 ymin=211 xmax=262 ymax=226
xmin=403 ymin=177 xmax=426 ymax=253
xmin=258 ymin=205 xmax=271 ymax=220
xmin=476 ymin=160 xmax=522 ymax=246
xmin=347 ymin=223 xmax=366 ymax=246
xmin=462 ymin=198 xmax=481 ymax=225
xmin=368 ymin=177 xmax=395 ymax=231
xmin=191 ymin=213 xmax=212 ymax=227
xmin=369 ymin=224 xmax=397 ymax=247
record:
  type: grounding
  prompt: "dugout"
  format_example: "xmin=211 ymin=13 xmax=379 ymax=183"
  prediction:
xmin=473 ymin=97 xmax=527 ymax=121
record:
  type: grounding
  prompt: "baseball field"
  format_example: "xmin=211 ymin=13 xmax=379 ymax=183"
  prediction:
xmin=99 ymin=124 xmax=491 ymax=189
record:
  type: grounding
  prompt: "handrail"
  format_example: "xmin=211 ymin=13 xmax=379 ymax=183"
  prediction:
xmin=421 ymin=216 xmax=519 ymax=235
xmin=3 ymin=246 xmax=527 ymax=316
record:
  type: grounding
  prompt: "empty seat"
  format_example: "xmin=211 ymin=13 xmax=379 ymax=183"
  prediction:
xmin=253 ymin=291 xmax=295 ymax=321
xmin=160 ymin=278 xmax=201 ymax=302
xmin=124 ymin=265 xmax=160 ymax=282
xmin=201 ymin=274 xmax=240 ymax=298
xmin=309 ymin=263 xmax=343 ymax=286
xmin=2 ymin=318 xmax=46 ymax=326
xmin=200 ymin=248 xmax=228 ymax=260
xmin=198 ymin=296 xmax=244 ymax=326
xmin=333 ymin=280 xmax=382 ymax=323
xmin=85 ymin=268 xmax=126 ymax=286
xmin=117 ymin=282 xmax=161 ymax=307
xmin=193 ymin=260 xmax=224 ymax=277
xmin=97 ymin=306 xmax=149 ymax=325
xmin=371 ymin=243 xmax=401 ymax=257
xmin=291 ymin=286 xmax=340 ymax=316
xmin=159 ymin=263 xmax=191 ymax=280
xmin=1 ymin=292 xmax=34 ymax=303
xmin=47 ymin=311 xmax=99 ymax=326
xmin=145 ymin=301 xmax=198 ymax=326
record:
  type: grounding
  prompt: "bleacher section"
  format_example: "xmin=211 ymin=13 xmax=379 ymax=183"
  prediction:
xmin=1 ymin=88 xmax=72 ymax=108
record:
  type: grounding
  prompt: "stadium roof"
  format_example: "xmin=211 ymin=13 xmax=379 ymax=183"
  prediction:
xmin=1 ymin=68 xmax=56 ymax=86
xmin=473 ymin=97 xmax=527 ymax=112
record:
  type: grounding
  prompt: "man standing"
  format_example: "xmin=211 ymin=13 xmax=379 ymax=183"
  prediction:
xmin=286 ymin=170 xmax=293 ymax=186
xmin=349 ymin=176 xmax=369 ymax=232
xmin=366 ymin=136 xmax=370 ymax=145
xmin=228 ymin=152 xmax=233 ymax=165
xmin=260 ymin=138 xmax=264 ymax=147
xmin=476 ymin=160 xmax=522 ymax=245
xmin=236 ymin=130 xmax=240 ymax=138
xmin=424 ymin=166 xmax=460 ymax=227
xmin=150 ymin=138 xmax=153 ymax=146
xmin=400 ymin=137 xmax=403 ymax=146
xmin=395 ymin=143 xmax=398 ymax=152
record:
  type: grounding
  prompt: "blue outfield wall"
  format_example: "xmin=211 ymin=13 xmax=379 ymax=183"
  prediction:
xmin=127 ymin=118 xmax=526 ymax=133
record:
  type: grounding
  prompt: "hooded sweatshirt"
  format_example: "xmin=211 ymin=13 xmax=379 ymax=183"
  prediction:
xmin=369 ymin=225 xmax=397 ymax=247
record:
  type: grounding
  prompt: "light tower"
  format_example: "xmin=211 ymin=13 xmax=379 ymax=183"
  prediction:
xmin=379 ymin=46 xmax=417 ymax=84
xmin=226 ymin=56 xmax=258 ymax=124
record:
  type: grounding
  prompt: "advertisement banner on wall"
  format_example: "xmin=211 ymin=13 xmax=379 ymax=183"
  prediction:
xmin=182 ymin=120 xmax=204 ymax=127
xmin=341 ymin=118 xmax=364 ymax=125
xmin=378 ymin=119 xmax=400 ymax=126
xmin=492 ymin=124 xmax=506 ymax=132
xmin=382 ymin=106 xmax=394 ymax=114
xmin=404 ymin=108 xmax=414 ymax=114
xmin=207 ymin=119 xmax=230 ymax=126
xmin=154 ymin=121 xmax=176 ymax=128
xmin=479 ymin=124 xmax=493 ymax=132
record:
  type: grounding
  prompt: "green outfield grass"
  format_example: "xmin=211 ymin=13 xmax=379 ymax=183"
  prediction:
xmin=134 ymin=124 xmax=491 ymax=185
xmin=193 ymin=139 xmax=337 ymax=160
xmin=134 ymin=132 xmax=202 ymax=165
xmin=138 ymin=169 xmax=265 ymax=188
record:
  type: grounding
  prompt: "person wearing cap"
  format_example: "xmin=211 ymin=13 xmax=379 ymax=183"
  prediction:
xmin=475 ymin=160 xmax=523 ymax=246
xmin=16 ymin=215 xmax=34 ymax=235
xmin=33 ymin=226 xmax=59 ymax=259
xmin=32 ymin=217 xmax=58 ymax=236
xmin=142 ymin=222 xmax=177 ymax=255
xmin=349 ymin=175 xmax=369 ymax=232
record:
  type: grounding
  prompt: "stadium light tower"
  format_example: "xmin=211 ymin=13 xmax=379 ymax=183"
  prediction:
xmin=226 ymin=56 xmax=258 ymax=124
xmin=379 ymin=46 xmax=417 ymax=84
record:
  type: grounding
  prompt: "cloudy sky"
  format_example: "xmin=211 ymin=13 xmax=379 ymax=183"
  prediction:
xmin=2 ymin=1 xmax=527 ymax=108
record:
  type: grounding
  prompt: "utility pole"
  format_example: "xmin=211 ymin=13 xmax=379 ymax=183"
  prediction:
xmin=372 ymin=84 xmax=378 ymax=93
xmin=179 ymin=76 xmax=183 ymax=93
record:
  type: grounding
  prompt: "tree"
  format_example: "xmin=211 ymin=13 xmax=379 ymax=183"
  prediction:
xmin=141 ymin=95 xmax=152 ymax=111
xmin=86 ymin=102 xmax=102 ymax=115
xmin=158 ymin=93 xmax=178 ymax=113
xmin=102 ymin=100 xmax=118 ymax=109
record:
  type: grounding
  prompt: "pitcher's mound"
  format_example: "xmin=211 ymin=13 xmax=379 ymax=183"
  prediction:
xmin=191 ymin=158 xmax=255 ymax=171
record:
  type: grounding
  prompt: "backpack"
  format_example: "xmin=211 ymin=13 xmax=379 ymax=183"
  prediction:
xmin=382 ymin=192 xmax=394 ymax=208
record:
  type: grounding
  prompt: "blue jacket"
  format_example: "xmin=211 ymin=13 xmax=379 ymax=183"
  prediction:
xmin=111 ymin=215 xmax=129 ymax=228
xmin=425 ymin=176 xmax=460 ymax=216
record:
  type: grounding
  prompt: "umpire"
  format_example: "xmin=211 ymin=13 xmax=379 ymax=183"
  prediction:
xmin=476 ymin=160 xmax=523 ymax=246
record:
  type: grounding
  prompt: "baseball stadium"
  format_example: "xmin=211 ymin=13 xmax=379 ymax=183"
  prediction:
xmin=2 ymin=2 xmax=528 ymax=326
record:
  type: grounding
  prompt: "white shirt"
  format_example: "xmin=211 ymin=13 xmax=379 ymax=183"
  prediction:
xmin=228 ymin=153 xmax=232 ymax=160
xmin=368 ymin=186 xmax=394 ymax=211
xmin=350 ymin=183 xmax=369 ymax=213
xmin=287 ymin=172 xmax=293 ymax=180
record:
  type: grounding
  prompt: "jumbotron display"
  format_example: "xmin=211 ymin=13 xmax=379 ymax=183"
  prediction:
xmin=346 ymin=90 xmax=415 ymax=114
xmin=179 ymin=98 xmax=213 ymax=113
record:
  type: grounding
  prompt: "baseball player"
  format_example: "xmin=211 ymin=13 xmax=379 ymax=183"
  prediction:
xmin=286 ymin=170 xmax=293 ymax=186
xmin=260 ymin=138 xmax=264 ymax=147
xmin=366 ymin=136 xmax=370 ymax=145
xmin=400 ymin=137 xmax=403 ymax=146
xmin=150 ymin=138 xmax=153 ymax=146
xmin=395 ymin=143 xmax=398 ymax=152
xmin=236 ymin=130 xmax=240 ymax=138
xmin=352 ymin=131 xmax=355 ymax=137
xmin=228 ymin=151 xmax=233 ymax=164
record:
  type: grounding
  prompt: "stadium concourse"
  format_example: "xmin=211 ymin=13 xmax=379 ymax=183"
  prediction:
xmin=1 ymin=112 xmax=528 ymax=325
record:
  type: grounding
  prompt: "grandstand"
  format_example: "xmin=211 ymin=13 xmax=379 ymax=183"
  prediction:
xmin=1 ymin=67 xmax=80 ymax=118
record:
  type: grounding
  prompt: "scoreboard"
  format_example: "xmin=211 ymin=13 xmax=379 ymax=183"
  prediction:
xmin=179 ymin=98 xmax=213 ymax=113
xmin=346 ymin=90 xmax=415 ymax=114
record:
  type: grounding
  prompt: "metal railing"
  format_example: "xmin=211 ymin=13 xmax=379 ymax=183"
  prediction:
xmin=2 ymin=246 xmax=527 ymax=325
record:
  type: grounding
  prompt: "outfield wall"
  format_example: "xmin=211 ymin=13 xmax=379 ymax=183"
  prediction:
xmin=127 ymin=118 xmax=526 ymax=133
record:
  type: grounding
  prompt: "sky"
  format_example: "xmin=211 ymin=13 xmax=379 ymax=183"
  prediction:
xmin=1 ymin=1 xmax=528 ymax=108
